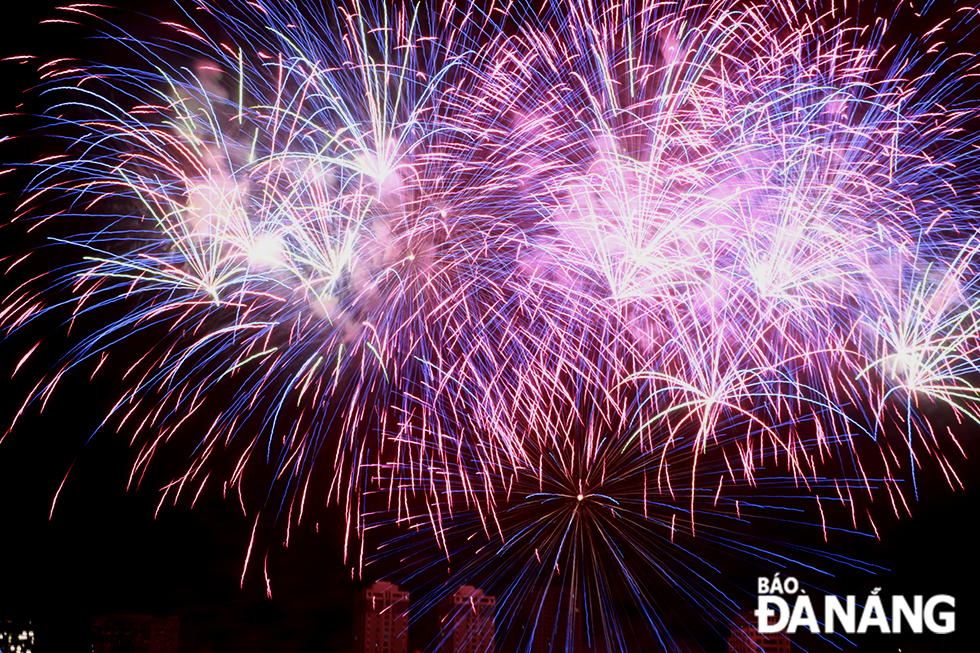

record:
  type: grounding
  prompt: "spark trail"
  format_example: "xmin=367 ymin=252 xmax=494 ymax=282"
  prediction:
xmin=4 ymin=0 xmax=980 ymax=650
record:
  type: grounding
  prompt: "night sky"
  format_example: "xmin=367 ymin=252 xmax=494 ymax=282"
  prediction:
xmin=2 ymin=2 xmax=980 ymax=653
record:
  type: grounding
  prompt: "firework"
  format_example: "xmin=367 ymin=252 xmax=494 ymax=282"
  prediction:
xmin=370 ymin=359 xmax=894 ymax=651
xmin=4 ymin=0 xmax=980 ymax=650
xmin=3 ymin=0 xmax=522 ymax=559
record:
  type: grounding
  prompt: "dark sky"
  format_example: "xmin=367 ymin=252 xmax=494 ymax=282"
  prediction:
xmin=2 ymin=2 xmax=980 ymax=653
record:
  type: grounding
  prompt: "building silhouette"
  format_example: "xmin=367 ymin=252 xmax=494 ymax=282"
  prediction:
xmin=0 ymin=620 xmax=34 ymax=653
xmin=91 ymin=615 xmax=178 ymax=653
xmin=438 ymin=585 xmax=496 ymax=653
xmin=353 ymin=581 xmax=410 ymax=653
xmin=728 ymin=610 xmax=791 ymax=653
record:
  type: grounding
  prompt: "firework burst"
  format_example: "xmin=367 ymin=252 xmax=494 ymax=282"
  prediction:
xmin=4 ymin=0 xmax=980 ymax=650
